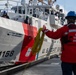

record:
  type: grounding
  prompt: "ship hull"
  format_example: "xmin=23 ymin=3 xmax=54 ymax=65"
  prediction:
xmin=0 ymin=17 xmax=61 ymax=64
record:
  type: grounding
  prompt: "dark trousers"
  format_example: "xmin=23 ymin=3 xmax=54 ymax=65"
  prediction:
xmin=61 ymin=62 xmax=76 ymax=75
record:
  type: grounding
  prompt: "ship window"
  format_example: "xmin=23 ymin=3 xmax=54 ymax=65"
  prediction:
xmin=30 ymin=11 xmax=32 ymax=14
xmin=30 ymin=9 xmax=32 ymax=11
xmin=29 ymin=9 xmax=33 ymax=14
xmin=42 ymin=49 xmax=45 ymax=53
xmin=45 ymin=9 xmax=49 ymax=14
xmin=46 ymin=48 xmax=49 ymax=53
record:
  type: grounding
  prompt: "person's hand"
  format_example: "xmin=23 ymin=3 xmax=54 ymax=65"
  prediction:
xmin=43 ymin=25 xmax=46 ymax=30
xmin=42 ymin=25 xmax=46 ymax=33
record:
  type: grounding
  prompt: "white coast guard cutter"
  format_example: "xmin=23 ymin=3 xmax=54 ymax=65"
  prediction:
xmin=0 ymin=0 xmax=66 ymax=65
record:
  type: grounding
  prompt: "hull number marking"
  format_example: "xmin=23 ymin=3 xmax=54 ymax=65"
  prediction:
xmin=0 ymin=51 xmax=14 ymax=57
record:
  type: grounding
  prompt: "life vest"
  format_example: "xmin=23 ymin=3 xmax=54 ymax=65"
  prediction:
xmin=61 ymin=24 xmax=76 ymax=45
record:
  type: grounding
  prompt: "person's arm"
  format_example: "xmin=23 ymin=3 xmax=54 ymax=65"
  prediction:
xmin=42 ymin=25 xmax=67 ymax=39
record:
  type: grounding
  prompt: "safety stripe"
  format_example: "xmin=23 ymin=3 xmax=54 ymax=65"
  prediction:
xmin=19 ymin=23 xmax=37 ymax=62
xmin=22 ymin=23 xmax=37 ymax=38
xmin=69 ymin=29 xmax=76 ymax=32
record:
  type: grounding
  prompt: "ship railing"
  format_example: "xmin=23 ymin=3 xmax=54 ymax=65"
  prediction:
xmin=0 ymin=0 xmax=65 ymax=27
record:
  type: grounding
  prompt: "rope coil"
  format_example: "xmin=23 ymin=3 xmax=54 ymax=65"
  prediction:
xmin=32 ymin=28 xmax=45 ymax=55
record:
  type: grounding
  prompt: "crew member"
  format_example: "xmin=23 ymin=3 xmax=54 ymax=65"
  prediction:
xmin=1 ymin=11 xmax=9 ymax=19
xmin=42 ymin=11 xmax=76 ymax=75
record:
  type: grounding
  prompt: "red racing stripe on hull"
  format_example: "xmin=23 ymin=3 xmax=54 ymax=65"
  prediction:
xmin=18 ymin=23 xmax=37 ymax=63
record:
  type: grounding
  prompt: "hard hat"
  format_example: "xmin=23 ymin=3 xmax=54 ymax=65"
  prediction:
xmin=65 ymin=11 xmax=76 ymax=19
